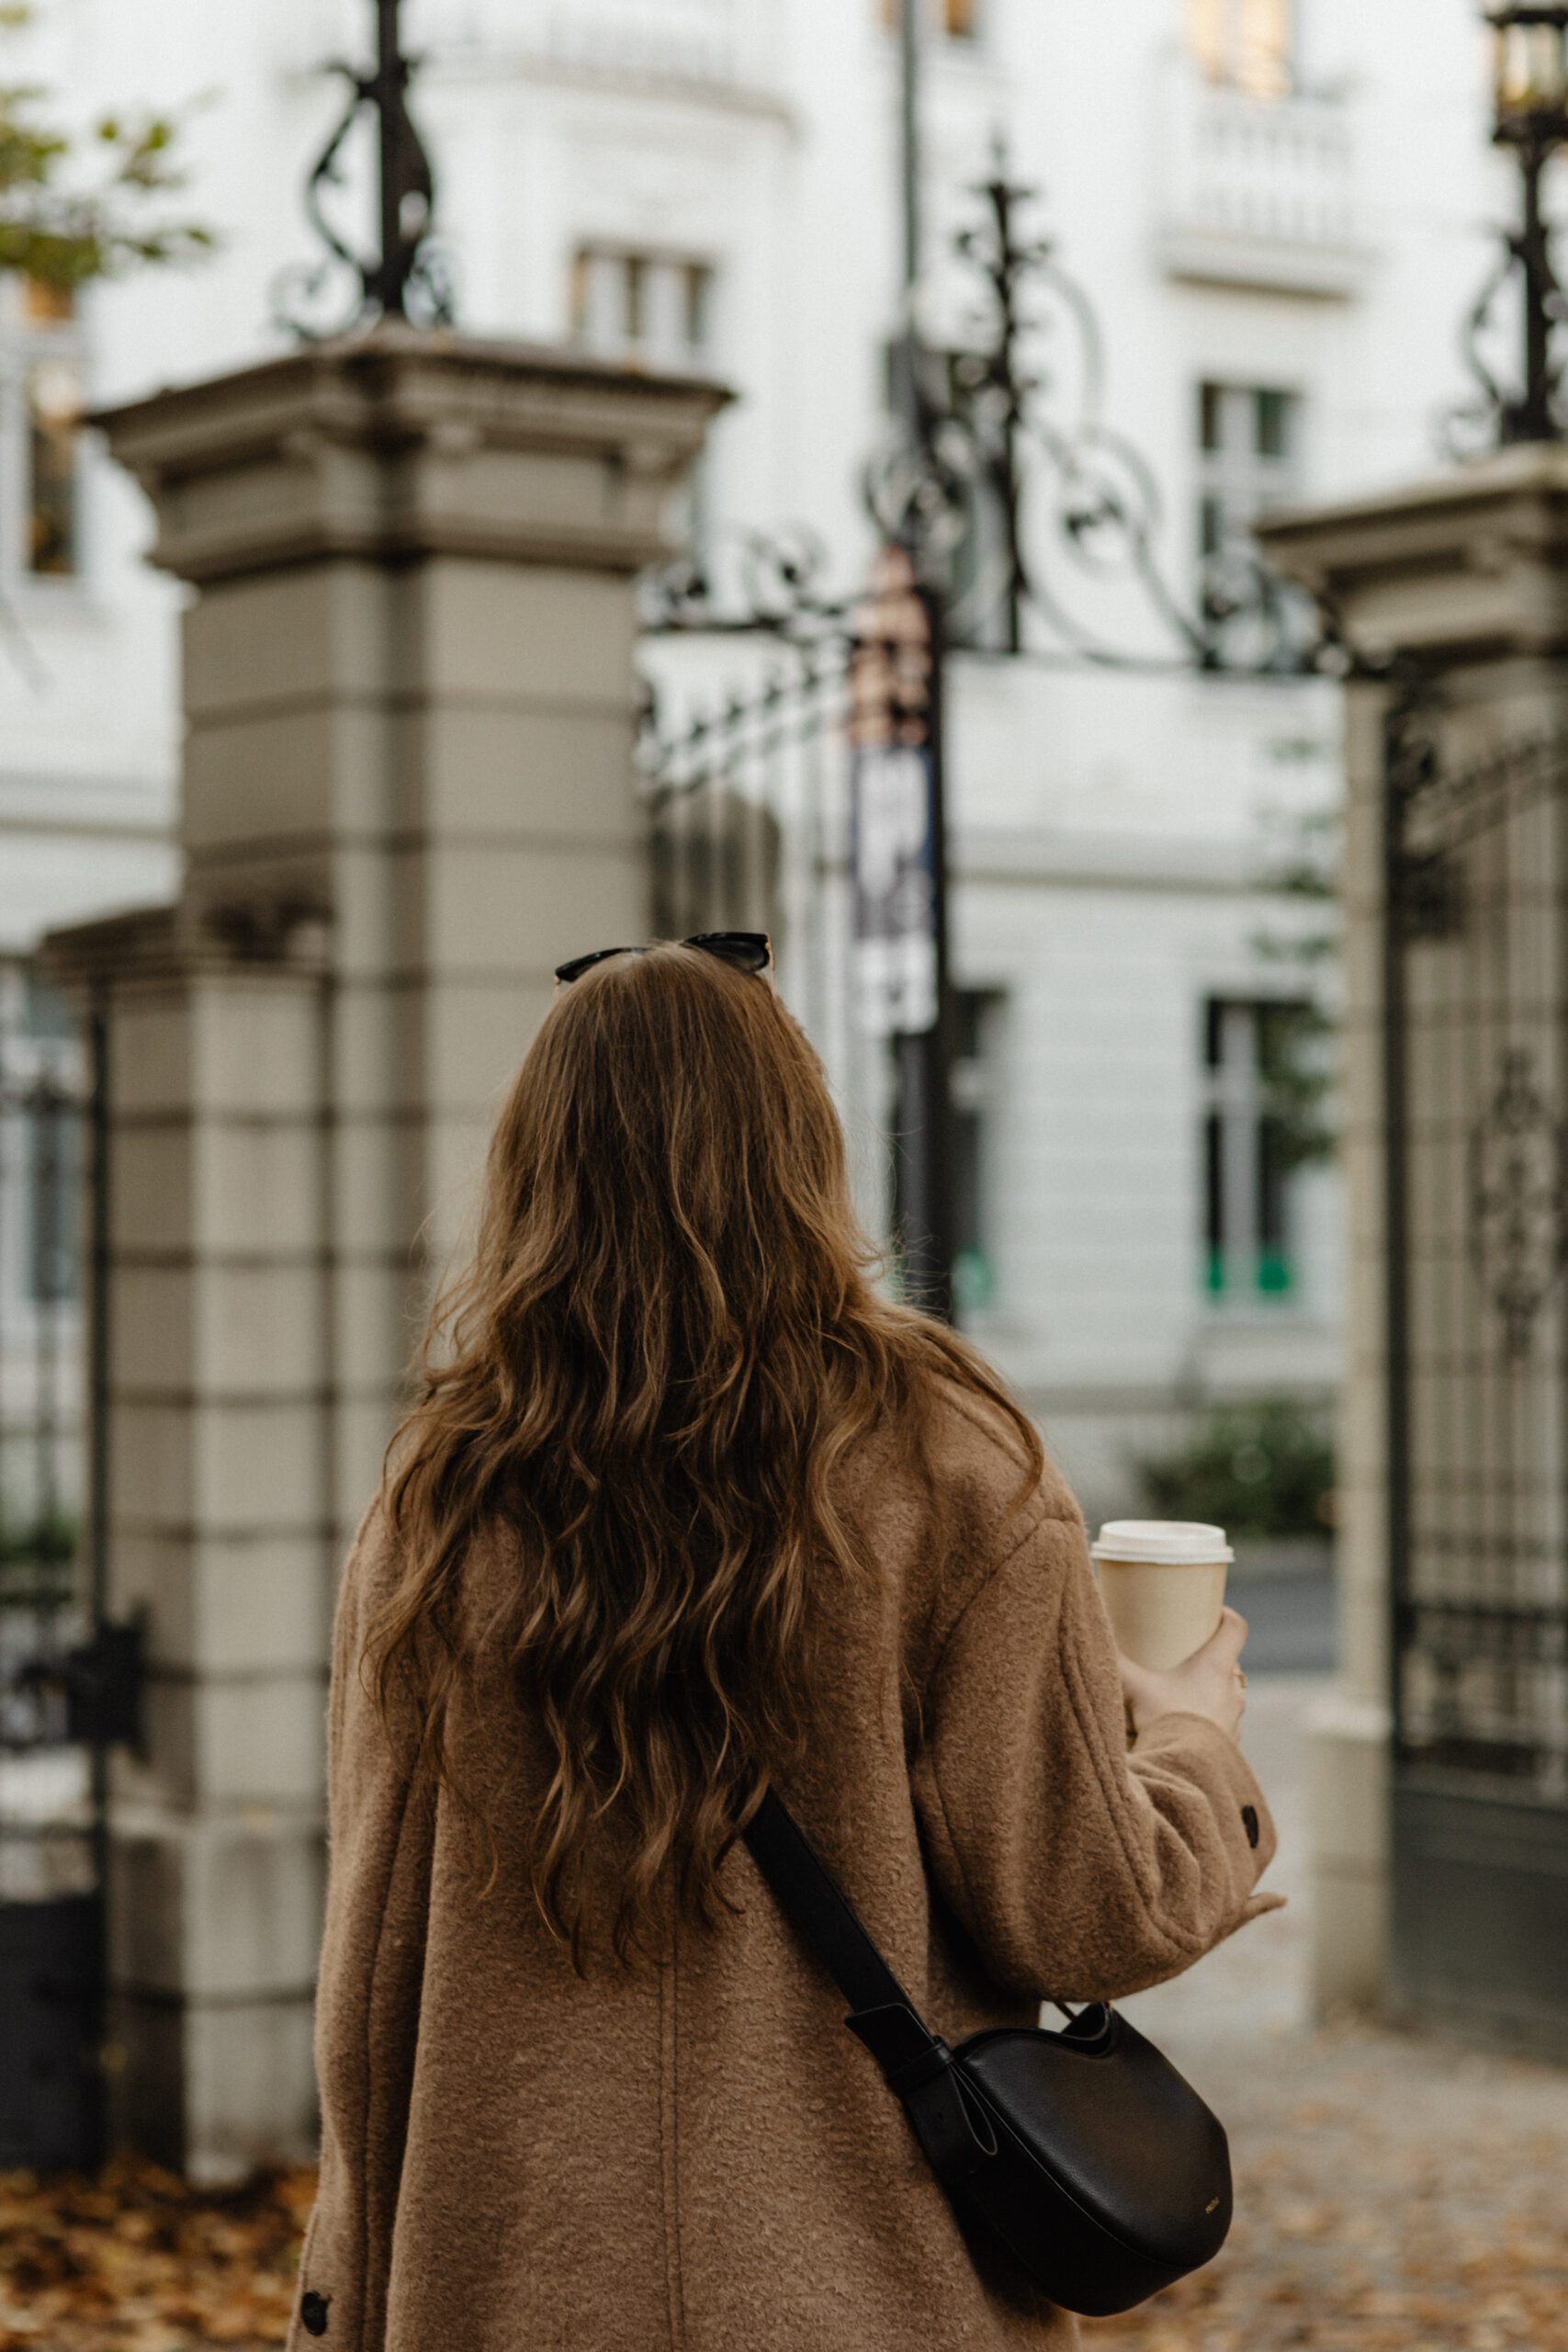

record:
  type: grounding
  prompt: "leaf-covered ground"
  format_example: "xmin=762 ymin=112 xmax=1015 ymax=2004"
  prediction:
xmin=1081 ymin=2022 xmax=1568 ymax=2351
xmin=5 ymin=2026 xmax=1565 ymax=2352
xmin=0 ymin=2159 xmax=313 ymax=2350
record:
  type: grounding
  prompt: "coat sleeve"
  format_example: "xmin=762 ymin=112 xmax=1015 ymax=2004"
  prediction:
xmin=288 ymin=1501 xmax=435 ymax=2352
xmin=910 ymin=1501 xmax=1281 ymax=2005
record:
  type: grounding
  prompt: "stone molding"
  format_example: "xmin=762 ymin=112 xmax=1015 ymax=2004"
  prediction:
xmin=93 ymin=321 xmax=732 ymax=586
xmin=42 ymin=900 xmax=330 ymax=989
xmin=1261 ymin=444 xmax=1568 ymax=661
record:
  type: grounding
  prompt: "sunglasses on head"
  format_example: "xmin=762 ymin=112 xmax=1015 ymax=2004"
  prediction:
xmin=553 ymin=932 xmax=773 ymax=988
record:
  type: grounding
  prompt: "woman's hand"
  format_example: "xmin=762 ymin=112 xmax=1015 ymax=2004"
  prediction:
xmin=1118 ymin=1606 xmax=1250 ymax=1743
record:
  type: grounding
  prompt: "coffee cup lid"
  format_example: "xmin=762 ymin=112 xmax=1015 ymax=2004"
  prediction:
xmin=1090 ymin=1520 xmax=1234 ymax=1566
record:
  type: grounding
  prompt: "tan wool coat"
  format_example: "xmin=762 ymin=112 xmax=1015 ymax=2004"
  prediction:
xmin=287 ymin=1384 xmax=1280 ymax=2352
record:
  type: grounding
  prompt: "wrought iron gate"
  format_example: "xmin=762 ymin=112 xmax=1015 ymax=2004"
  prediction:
xmin=1384 ymin=684 xmax=1568 ymax=2047
xmin=638 ymin=634 xmax=899 ymax=1238
xmin=640 ymin=645 xmax=848 ymax=1038
xmin=0 ymin=970 xmax=130 ymax=2167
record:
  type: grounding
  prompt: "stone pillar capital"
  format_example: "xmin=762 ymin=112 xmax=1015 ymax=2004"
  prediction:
xmin=94 ymin=322 xmax=733 ymax=586
xmin=1259 ymin=442 xmax=1568 ymax=665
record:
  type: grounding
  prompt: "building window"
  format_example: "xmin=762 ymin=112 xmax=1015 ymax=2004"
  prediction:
xmin=1197 ymin=379 xmax=1303 ymax=661
xmin=880 ymin=0 xmax=982 ymax=38
xmin=569 ymin=246 xmax=715 ymax=369
xmin=3 ymin=279 xmax=85 ymax=584
xmin=0 ymin=966 xmax=82 ymax=1315
xmin=27 ymin=1081 xmax=79 ymax=1305
xmin=1202 ymin=997 xmax=1315 ymax=1301
xmin=1199 ymin=380 xmax=1299 ymax=563
xmin=1188 ymin=0 xmax=1292 ymax=98
xmin=28 ymin=355 xmax=83 ymax=576
xmin=952 ymin=988 xmax=1005 ymax=1315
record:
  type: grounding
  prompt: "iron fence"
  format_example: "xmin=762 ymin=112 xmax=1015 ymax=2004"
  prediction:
xmin=637 ymin=639 xmax=904 ymax=1237
xmin=1383 ymin=675 xmax=1568 ymax=2047
xmin=1385 ymin=691 xmax=1568 ymax=1804
xmin=0 ymin=963 xmax=112 ymax=2166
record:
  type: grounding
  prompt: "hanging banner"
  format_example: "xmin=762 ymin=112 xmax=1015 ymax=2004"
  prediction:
xmin=851 ymin=741 xmax=938 ymax=1037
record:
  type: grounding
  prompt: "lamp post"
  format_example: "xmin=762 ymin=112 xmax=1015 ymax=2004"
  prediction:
xmin=1475 ymin=5 xmax=1568 ymax=441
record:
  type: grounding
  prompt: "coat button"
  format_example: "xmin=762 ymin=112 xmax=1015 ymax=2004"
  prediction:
xmin=1241 ymin=1804 xmax=1259 ymax=1849
xmin=301 ymin=2290 xmax=330 ymax=2336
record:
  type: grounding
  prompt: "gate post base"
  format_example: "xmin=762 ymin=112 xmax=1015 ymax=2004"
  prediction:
xmin=1304 ymin=1689 xmax=1390 ymax=2017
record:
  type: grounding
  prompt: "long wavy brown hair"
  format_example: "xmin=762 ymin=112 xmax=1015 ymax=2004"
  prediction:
xmin=367 ymin=942 xmax=1043 ymax=1968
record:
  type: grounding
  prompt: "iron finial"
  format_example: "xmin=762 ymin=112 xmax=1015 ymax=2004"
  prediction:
xmin=276 ymin=0 xmax=456 ymax=340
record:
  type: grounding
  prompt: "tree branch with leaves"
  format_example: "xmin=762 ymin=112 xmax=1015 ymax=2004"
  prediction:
xmin=0 ymin=2 xmax=214 ymax=292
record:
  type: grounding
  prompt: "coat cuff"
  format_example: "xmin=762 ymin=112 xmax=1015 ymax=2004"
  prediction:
xmin=1130 ymin=1708 xmax=1282 ymax=1913
xmin=287 ymin=2212 xmax=355 ymax=2350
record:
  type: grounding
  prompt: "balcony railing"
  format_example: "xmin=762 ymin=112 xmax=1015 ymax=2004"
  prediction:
xmin=1154 ymin=50 xmax=1369 ymax=300
xmin=442 ymin=0 xmax=779 ymax=94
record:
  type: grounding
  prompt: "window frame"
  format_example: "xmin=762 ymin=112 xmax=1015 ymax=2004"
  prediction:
xmin=567 ymin=242 xmax=717 ymax=371
xmin=1187 ymin=0 xmax=1294 ymax=99
xmin=1195 ymin=377 xmax=1308 ymax=663
xmin=0 ymin=275 xmax=89 ymax=598
xmin=1201 ymin=991 xmax=1315 ymax=1308
xmin=951 ymin=983 xmax=1008 ymax=1317
xmin=0 ymin=961 xmax=86 ymax=1328
xmin=878 ymin=0 xmax=985 ymax=44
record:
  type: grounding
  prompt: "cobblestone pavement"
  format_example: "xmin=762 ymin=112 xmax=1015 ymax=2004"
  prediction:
xmin=1085 ymin=1677 xmax=1568 ymax=2352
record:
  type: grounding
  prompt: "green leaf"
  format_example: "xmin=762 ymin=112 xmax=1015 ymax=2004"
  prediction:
xmin=0 ymin=26 xmax=216 ymax=288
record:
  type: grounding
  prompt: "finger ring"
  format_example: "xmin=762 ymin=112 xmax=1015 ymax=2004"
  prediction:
xmin=1235 ymin=1668 xmax=1247 ymax=1689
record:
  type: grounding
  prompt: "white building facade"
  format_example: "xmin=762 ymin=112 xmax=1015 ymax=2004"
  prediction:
xmin=0 ymin=0 xmax=1509 ymax=1521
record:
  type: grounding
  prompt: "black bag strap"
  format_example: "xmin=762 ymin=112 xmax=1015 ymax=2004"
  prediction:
xmin=742 ymin=1786 xmax=998 ymax=2189
xmin=742 ymin=1785 xmax=917 ymax=2019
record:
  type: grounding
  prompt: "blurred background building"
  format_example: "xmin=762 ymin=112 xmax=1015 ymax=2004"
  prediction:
xmin=9 ymin=0 xmax=1566 ymax=2182
xmin=0 ymin=0 xmax=1501 ymax=1521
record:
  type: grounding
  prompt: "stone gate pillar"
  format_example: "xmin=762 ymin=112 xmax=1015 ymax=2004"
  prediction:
xmin=45 ymin=326 xmax=724 ymax=2177
xmin=1263 ymin=444 xmax=1568 ymax=2041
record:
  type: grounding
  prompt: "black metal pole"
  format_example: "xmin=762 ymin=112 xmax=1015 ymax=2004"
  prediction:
xmin=891 ymin=584 xmax=955 ymax=1319
xmin=1517 ymin=138 xmax=1555 ymax=439
xmin=1382 ymin=686 xmax=1416 ymax=1781
xmin=899 ymin=0 xmax=921 ymax=294
xmin=986 ymin=168 xmax=1028 ymax=657
xmin=890 ymin=0 xmax=957 ymax=1319
xmin=376 ymin=0 xmax=407 ymax=319
xmin=85 ymin=980 xmax=112 ymax=2165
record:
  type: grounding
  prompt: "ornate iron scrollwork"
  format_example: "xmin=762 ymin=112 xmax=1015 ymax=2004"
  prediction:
xmin=1385 ymin=682 xmax=1461 ymax=939
xmin=1469 ymin=1045 xmax=1568 ymax=1361
xmin=647 ymin=145 xmax=1338 ymax=678
xmin=860 ymin=152 xmax=1223 ymax=665
xmin=275 ymin=0 xmax=456 ymax=340
xmin=1385 ymin=681 xmax=1568 ymax=938
xmin=637 ymin=526 xmax=847 ymax=647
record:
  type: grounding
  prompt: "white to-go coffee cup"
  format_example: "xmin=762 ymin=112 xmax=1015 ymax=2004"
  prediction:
xmin=1090 ymin=1521 xmax=1234 ymax=1672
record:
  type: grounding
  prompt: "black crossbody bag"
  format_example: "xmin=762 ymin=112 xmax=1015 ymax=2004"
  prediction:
xmin=743 ymin=1787 xmax=1232 ymax=2318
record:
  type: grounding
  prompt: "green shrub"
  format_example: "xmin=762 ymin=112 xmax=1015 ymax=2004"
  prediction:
xmin=0 ymin=1509 xmax=76 ymax=1566
xmin=1135 ymin=1399 xmax=1335 ymax=1541
xmin=0 ymin=1510 xmax=78 ymax=1610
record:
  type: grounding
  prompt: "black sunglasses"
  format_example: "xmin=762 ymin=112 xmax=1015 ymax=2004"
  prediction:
xmin=554 ymin=932 xmax=773 ymax=987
